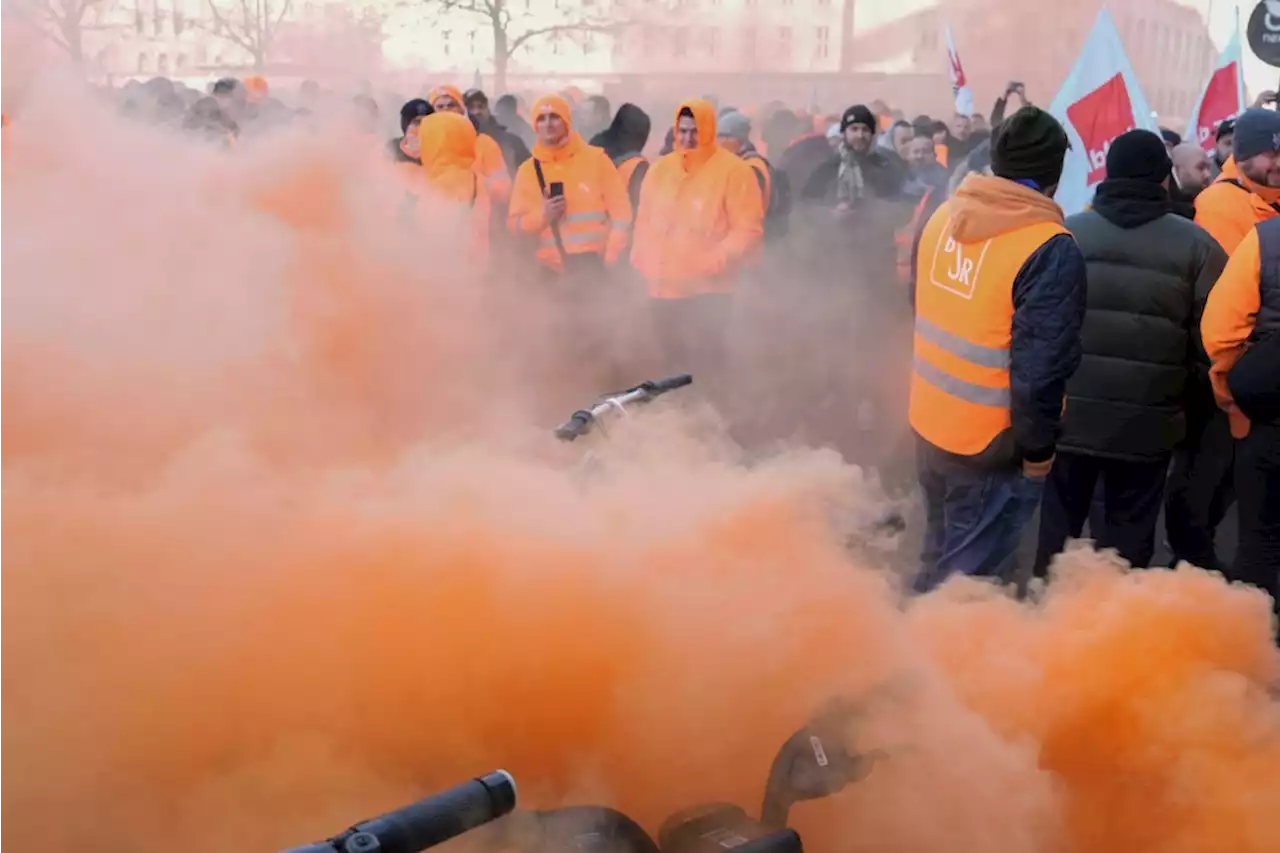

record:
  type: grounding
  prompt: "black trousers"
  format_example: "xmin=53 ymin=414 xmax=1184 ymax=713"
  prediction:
xmin=1034 ymin=451 xmax=1171 ymax=575
xmin=1233 ymin=422 xmax=1280 ymax=617
xmin=1165 ymin=408 xmax=1235 ymax=571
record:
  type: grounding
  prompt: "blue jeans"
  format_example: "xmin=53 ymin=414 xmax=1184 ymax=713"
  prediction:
xmin=912 ymin=453 xmax=1044 ymax=594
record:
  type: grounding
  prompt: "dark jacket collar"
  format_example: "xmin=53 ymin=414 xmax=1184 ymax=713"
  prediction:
xmin=1092 ymin=179 xmax=1172 ymax=228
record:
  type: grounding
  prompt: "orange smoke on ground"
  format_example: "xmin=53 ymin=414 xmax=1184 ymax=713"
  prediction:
xmin=3 ymin=68 xmax=1280 ymax=853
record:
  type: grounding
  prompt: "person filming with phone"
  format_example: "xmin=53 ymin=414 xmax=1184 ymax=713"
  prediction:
xmin=508 ymin=94 xmax=632 ymax=280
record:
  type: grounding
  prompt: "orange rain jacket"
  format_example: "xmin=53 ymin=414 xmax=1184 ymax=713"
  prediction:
xmin=1202 ymin=225 xmax=1268 ymax=438
xmin=429 ymin=84 xmax=511 ymax=205
xmin=1194 ymin=159 xmax=1280 ymax=253
xmin=507 ymin=95 xmax=632 ymax=272
xmin=243 ymin=75 xmax=269 ymax=104
xmin=631 ymin=99 xmax=764 ymax=299
xmin=418 ymin=112 xmax=491 ymax=268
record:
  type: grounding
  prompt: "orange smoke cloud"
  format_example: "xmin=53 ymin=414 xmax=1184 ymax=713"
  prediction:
xmin=3 ymin=63 xmax=1279 ymax=853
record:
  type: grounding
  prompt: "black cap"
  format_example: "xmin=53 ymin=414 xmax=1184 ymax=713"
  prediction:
xmin=1105 ymin=129 xmax=1172 ymax=184
xmin=211 ymin=77 xmax=241 ymax=96
xmin=463 ymin=88 xmax=488 ymax=107
xmin=990 ymin=106 xmax=1070 ymax=190
xmin=840 ymin=104 xmax=876 ymax=133
xmin=1216 ymin=117 xmax=1236 ymax=141
xmin=399 ymin=98 xmax=433 ymax=133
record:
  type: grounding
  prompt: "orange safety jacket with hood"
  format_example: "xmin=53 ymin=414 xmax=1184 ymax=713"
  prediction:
xmin=631 ymin=99 xmax=765 ymax=299
xmin=429 ymin=84 xmax=512 ymax=205
xmin=507 ymin=94 xmax=632 ymax=272
xmin=1195 ymin=155 xmax=1280 ymax=253
xmin=910 ymin=173 xmax=1084 ymax=463
xmin=418 ymin=111 xmax=491 ymax=269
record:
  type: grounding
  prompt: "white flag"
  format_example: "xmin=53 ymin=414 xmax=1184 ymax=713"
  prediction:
xmin=1185 ymin=19 xmax=1245 ymax=153
xmin=1048 ymin=8 xmax=1156 ymax=215
xmin=944 ymin=26 xmax=974 ymax=117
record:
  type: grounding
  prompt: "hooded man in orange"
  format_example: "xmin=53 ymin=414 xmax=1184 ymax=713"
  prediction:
xmin=909 ymin=107 xmax=1086 ymax=593
xmin=430 ymin=84 xmax=511 ymax=205
xmin=507 ymin=94 xmax=631 ymax=276
xmin=631 ymin=99 xmax=764 ymax=379
xmin=418 ymin=112 xmax=491 ymax=270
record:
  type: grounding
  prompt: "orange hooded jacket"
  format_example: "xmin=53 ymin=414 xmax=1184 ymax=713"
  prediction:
xmin=243 ymin=76 xmax=269 ymax=104
xmin=507 ymin=94 xmax=631 ymax=273
xmin=631 ymin=99 xmax=765 ymax=299
xmin=418 ymin=112 xmax=491 ymax=269
xmin=429 ymin=84 xmax=511 ymax=205
xmin=1195 ymin=158 xmax=1280 ymax=253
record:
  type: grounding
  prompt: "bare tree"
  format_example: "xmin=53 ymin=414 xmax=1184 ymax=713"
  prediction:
xmin=3 ymin=0 xmax=119 ymax=63
xmin=426 ymin=0 xmax=620 ymax=94
xmin=202 ymin=0 xmax=294 ymax=71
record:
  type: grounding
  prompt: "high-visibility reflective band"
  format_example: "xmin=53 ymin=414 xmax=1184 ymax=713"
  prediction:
xmin=563 ymin=211 xmax=608 ymax=224
xmin=914 ymin=316 xmax=1011 ymax=369
xmin=913 ymin=354 xmax=1011 ymax=407
xmin=541 ymin=231 xmax=606 ymax=247
xmin=611 ymin=220 xmax=631 ymax=230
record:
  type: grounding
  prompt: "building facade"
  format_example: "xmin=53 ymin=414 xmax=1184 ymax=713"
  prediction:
xmin=19 ymin=0 xmax=1222 ymax=121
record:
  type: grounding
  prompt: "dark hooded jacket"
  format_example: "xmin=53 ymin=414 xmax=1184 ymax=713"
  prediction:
xmin=590 ymin=102 xmax=652 ymax=212
xmin=1061 ymin=179 xmax=1228 ymax=460
xmin=494 ymin=102 xmax=535 ymax=151
xmin=475 ymin=115 xmax=531 ymax=176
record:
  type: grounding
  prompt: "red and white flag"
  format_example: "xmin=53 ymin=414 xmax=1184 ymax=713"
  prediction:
xmin=944 ymin=25 xmax=974 ymax=117
xmin=1048 ymin=8 xmax=1156 ymax=214
xmin=1186 ymin=22 xmax=1245 ymax=153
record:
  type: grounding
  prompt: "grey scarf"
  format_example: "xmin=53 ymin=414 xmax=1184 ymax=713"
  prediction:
xmin=836 ymin=142 xmax=866 ymax=206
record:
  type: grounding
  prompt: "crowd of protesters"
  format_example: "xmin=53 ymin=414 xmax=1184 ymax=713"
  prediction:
xmin=19 ymin=71 xmax=1275 ymax=624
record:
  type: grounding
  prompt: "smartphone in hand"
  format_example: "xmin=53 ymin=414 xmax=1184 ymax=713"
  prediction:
xmin=549 ymin=181 xmax=565 ymax=198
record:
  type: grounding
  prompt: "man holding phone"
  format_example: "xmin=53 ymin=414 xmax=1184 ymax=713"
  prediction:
xmin=508 ymin=94 xmax=632 ymax=276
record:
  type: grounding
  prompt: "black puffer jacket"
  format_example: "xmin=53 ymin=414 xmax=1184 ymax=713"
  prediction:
xmin=1061 ymin=179 xmax=1228 ymax=460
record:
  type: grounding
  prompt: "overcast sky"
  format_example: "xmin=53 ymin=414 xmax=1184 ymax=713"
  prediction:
xmin=1207 ymin=1 xmax=1278 ymax=96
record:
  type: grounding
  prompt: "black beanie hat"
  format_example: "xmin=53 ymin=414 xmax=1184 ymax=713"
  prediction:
xmin=1232 ymin=107 xmax=1280 ymax=161
xmin=399 ymin=98 xmax=433 ymax=133
xmin=1105 ymin=129 xmax=1172 ymax=183
xmin=990 ymin=106 xmax=1070 ymax=190
xmin=840 ymin=104 xmax=876 ymax=133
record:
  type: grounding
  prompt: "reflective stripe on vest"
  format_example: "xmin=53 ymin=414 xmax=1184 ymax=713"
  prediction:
xmin=908 ymin=201 xmax=1068 ymax=456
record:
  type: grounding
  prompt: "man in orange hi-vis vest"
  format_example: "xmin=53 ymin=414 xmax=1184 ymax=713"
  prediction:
xmin=909 ymin=107 xmax=1087 ymax=594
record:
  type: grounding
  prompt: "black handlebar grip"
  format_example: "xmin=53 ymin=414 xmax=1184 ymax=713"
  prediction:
xmin=555 ymin=411 xmax=594 ymax=441
xmin=647 ymin=374 xmax=693 ymax=393
xmin=343 ymin=770 xmax=517 ymax=853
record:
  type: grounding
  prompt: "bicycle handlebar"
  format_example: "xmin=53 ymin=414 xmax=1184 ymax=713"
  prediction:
xmin=554 ymin=374 xmax=693 ymax=442
xmin=280 ymin=770 xmax=517 ymax=853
